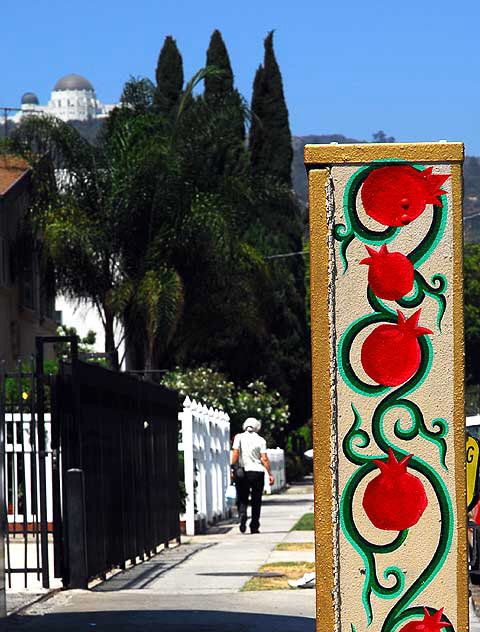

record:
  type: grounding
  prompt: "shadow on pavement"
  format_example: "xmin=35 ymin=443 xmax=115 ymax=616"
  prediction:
xmin=197 ymin=572 xmax=284 ymax=577
xmin=205 ymin=525 xmax=236 ymax=534
xmin=261 ymin=497 xmax=312 ymax=506
xmin=10 ymin=609 xmax=315 ymax=631
xmin=92 ymin=543 xmax=216 ymax=591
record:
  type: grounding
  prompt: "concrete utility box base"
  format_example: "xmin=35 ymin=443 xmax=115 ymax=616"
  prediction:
xmin=306 ymin=143 xmax=468 ymax=632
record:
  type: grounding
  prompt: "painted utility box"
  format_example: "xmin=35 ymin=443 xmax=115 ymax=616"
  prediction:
xmin=306 ymin=143 xmax=467 ymax=632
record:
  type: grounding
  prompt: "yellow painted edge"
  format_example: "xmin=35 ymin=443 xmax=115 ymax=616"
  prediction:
xmin=304 ymin=142 xmax=464 ymax=165
xmin=451 ymin=162 xmax=468 ymax=632
xmin=308 ymin=168 xmax=336 ymax=632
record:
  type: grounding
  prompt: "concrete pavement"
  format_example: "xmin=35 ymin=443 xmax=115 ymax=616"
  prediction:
xmin=8 ymin=481 xmax=316 ymax=631
xmin=6 ymin=479 xmax=479 ymax=631
xmin=472 ymin=602 xmax=480 ymax=632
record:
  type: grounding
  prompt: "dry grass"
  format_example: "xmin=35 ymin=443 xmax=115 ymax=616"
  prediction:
xmin=241 ymin=562 xmax=315 ymax=591
xmin=275 ymin=542 xmax=314 ymax=551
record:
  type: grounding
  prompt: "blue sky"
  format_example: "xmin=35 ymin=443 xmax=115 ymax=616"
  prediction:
xmin=4 ymin=0 xmax=480 ymax=153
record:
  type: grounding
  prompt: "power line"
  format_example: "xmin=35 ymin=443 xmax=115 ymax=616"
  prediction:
xmin=265 ymin=250 xmax=308 ymax=260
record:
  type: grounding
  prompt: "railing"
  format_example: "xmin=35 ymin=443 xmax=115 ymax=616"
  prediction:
xmin=54 ymin=361 xmax=180 ymax=586
xmin=2 ymin=356 xmax=55 ymax=591
xmin=264 ymin=448 xmax=286 ymax=494
xmin=179 ymin=397 xmax=230 ymax=536
xmin=5 ymin=413 xmax=53 ymax=530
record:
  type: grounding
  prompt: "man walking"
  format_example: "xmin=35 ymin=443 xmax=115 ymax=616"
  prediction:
xmin=231 ymin=418 xmax=274 ymax=534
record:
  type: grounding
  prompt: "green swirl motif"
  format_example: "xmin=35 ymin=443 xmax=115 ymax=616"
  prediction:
xmin=336 ymin=163 xmax=454 ymax=632
xmin=336 ymin=160 xmax=448 ymax=329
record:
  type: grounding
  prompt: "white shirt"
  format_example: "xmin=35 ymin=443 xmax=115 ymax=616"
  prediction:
xmin=233 ymin=431 xmax=267 ymax=472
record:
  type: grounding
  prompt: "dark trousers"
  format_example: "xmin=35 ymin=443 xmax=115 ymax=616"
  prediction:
xmin=236 ymin=471 xmax=265 ymax=530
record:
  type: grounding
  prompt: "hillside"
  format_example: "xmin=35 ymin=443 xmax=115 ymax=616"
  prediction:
xmin=292 ymin=134 xmax=362 ymax=207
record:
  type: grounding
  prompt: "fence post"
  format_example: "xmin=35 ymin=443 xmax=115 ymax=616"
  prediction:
xmin=181 ymin=397 xmax=195 ymax=536
xmin=65 ymin=468 xmax=88 ymax=589
xmin=223 ymin=413 xmax=231 ymax=516
xmin=213 ymin=409 xmax=222 ymax=519
xmin=202 ymin=404 xmax=212 ymax=524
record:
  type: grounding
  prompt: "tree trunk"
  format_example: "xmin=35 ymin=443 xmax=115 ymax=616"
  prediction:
xmin=104 ymin=310 xmax=119 ymax=371
xmin=144 ymin=337 xmax=155 ymax=376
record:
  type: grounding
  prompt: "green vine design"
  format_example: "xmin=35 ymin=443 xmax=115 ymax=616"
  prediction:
xmin=336 ymin=163 xmax=454 ymax=631
xmin=336 ymin=160 xmax=448 ymax=329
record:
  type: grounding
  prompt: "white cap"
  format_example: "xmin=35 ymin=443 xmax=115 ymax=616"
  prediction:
xmin=243 ymin=417 xmax=261 ymax=432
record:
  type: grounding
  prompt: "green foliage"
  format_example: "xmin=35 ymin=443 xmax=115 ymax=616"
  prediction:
xmin=249 ymin=31 xmax=292 ymax=186
xmin=161 ymin=366 xmax=236 ymax=411
xmin=204 ymin=30 xmax=246 ymax=145
xmin=11 ymin=114 xmax=143 ymax=369
xmin=464 ymin=243 xmax=480 ymax=384
xmin=245 ymin=32 xmax=310 ymax=426
xmin=233 ymin=380 xmax=290 ymax=446
xmin=137 ymin=268 xmax=183 ymax=369
xmin=0 ymin=137 xmax=12 ymax=153
xmin=284 ymin=422 xmax=312 ymax=482
xmin=466 ymin=384 xmax=480 ymax=416
xmin=5 ymin=359 xmax=58 ymax=411
xmin=205 ymin=29 xmax=234 ymax=101
xmin=155 ymin=35 xmax=184 ymax=114
xmin=161 ymin=366 xmax=289 ymax=447
xmin=120 ymin=76 xmax=156 ymax=112
xmin=13 ymin=33 xmax=311 ymax=433
xmin=239 ymin=177 xmax=310 ymax=425
xmin=54 ymin=324 xmax=102 ymax=363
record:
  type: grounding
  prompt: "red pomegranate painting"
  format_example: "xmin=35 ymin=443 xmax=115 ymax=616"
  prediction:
xmin=361 ymin=310 xmax=432 ymax=387
xmin=397 ymin=608 xmax=451 ymax=631
xmin=360 ymin=244 xmax=414 ymax=301
xmin=361 ymin=165 xmax=449 ymax=227
xmin=362 ymin=448 xmax=428 ymax=531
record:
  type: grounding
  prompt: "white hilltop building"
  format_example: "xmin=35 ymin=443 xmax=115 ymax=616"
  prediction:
xmin=11 ymin=73 xmax=117 ymax=123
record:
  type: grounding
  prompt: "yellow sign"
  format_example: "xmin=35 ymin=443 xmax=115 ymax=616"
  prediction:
xmin=467 ymin=434 xmax=480 ymax=510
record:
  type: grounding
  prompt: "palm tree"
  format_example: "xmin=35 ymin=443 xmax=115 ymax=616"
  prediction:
xmin=11 ymin=70 xmax=267 ymax=373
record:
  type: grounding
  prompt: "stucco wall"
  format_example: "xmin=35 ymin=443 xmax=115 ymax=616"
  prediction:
xmin=0 ymin=175 xmax=56 ymax=368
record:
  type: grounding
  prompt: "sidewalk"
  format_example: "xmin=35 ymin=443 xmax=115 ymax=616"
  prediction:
xmin=8 ymin=480 xmax=316 ymax=631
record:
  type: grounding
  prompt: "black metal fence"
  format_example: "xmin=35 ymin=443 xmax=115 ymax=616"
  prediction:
xmin=2 ymin=357 xmax=51 ymax=589
xmin=1 ymin=336 xmax=181 ymax=589
xmin=53 ymin=359 xmax=180 ymax=587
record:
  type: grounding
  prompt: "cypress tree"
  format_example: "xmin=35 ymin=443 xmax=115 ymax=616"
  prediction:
xmin=155 ymin=35 xmax=184 ymax=114
xmin=249 ymin=31 xmax=292 ymax=186
xmin=205 ymin=29 xmax=234 ymax=102
xmin=248 ymin=32 xmax=310 ymax=427
xmin=204 ymin=30 xmax=245 ymax=144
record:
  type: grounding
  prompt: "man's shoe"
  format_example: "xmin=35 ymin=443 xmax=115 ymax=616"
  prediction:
xmin=239 ymin=515 xmax=247 ymax=533
xmin=250 ymin=528 xmax=260 ymax=534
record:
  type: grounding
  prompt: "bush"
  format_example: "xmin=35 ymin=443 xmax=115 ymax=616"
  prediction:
xmin=162 ymin=366 xmax=289 ymax=446
xmin=284 ymin=422 xmax=312 ymax=482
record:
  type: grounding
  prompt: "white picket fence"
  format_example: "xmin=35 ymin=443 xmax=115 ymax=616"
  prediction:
xmin=264 ymin=448 xmax=286 ymax=494
xmin=178 ymin=397 xmax=231 ymax=536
